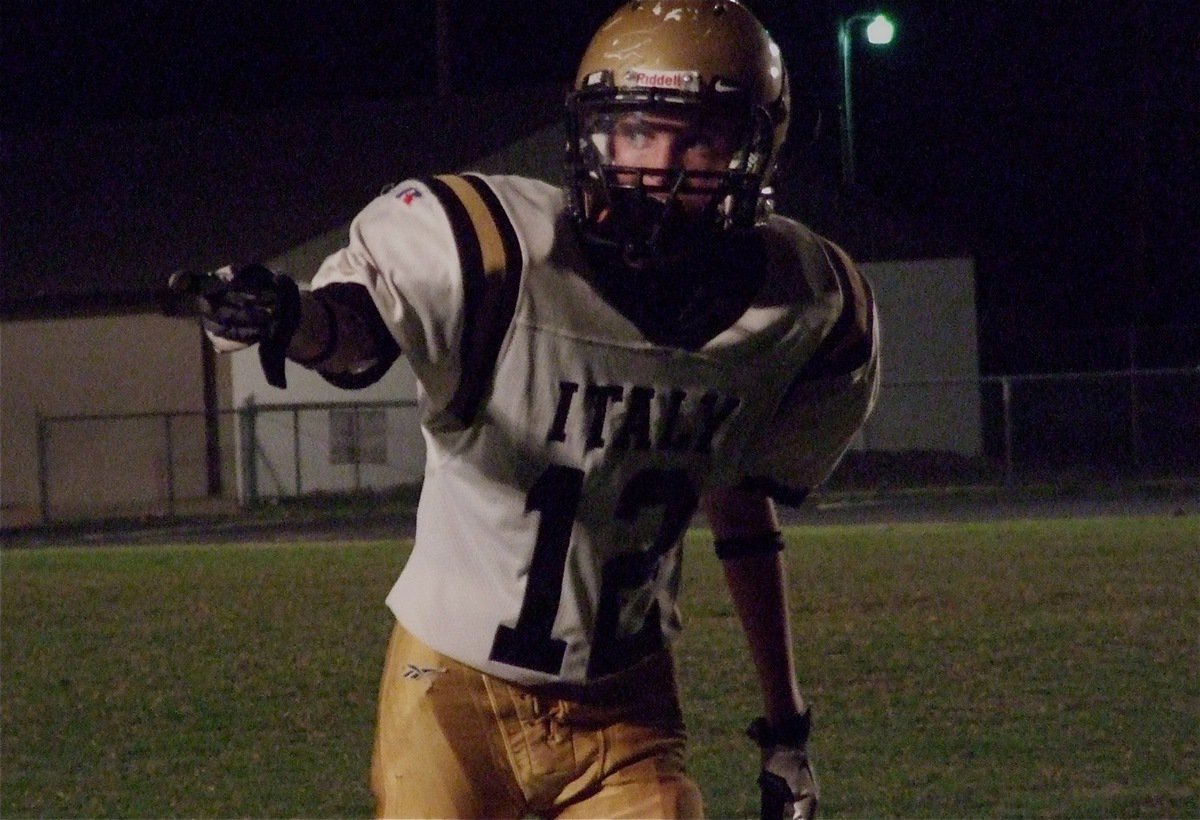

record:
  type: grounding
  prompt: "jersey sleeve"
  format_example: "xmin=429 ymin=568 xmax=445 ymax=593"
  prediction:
xmin=310 ymin=174 xmax=524 ymax=422
xmin=737 ymin=239 xmax=882 ymax=505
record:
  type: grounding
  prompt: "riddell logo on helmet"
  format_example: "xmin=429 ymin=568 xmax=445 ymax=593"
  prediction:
xmin=624 ymin=69 xmax=700 ymax=92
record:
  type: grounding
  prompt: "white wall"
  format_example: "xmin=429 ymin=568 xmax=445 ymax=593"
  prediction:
xmin=0 ymin=258 xmax=981 ymax=521
xmin=0 ymin=315 xmax=216 ymax=525
xmin=861 ymin=257 xmax=982 ymax=454
xmin=228 ymin=349 xmax=425 ymax=501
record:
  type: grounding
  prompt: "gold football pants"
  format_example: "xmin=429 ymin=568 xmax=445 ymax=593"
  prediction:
xmin=371 ymin=622 xmax=704 ymax=819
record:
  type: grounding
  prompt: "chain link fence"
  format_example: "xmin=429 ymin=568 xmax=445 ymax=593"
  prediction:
xmin=34 ymin=400 xmax=423 ymax=523
xmin=32 ymin=368 xmax=1200 ymax=523
xmin=982 ymin=368 xmax=1200 ymax=483
xmin=35 ymin=410 xmax=226 ymax=523
xmin=234 ymin=400 xmax=425 ymax=501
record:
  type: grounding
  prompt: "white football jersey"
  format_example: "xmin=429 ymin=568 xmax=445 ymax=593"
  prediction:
xmin=310 ymin=173 xmax=880 ymax=685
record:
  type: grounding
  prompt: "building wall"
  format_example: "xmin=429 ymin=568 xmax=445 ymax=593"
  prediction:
xmin=0 ymin=315 xmax=222 ymax=526
xmin=0 ymin=124 xmax=980 ymax=524
xmin=861 ymin=257 xmax=982 ymax=454
xmin=227 ymin=348 xmax=424 ymax=501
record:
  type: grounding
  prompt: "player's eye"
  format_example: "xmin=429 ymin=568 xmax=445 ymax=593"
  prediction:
xmin=615 ymin=120 xmax=654 ymax=149
xmin=691 ymin=122 xmax=739 ymax=152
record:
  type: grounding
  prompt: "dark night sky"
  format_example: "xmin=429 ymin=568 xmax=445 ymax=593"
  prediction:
xmin=3 ymin=0 xmax=1197 ymax=371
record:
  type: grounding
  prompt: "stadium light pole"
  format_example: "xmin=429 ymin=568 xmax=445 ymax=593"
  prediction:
xmin=838 ymin=12 xmax=895 ymax=188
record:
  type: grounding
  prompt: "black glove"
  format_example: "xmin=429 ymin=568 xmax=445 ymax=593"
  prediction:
xmin=748 ymin=708 xmax=819 ymax=820
xmin=168 ymin=264 xmax=301 ymax=388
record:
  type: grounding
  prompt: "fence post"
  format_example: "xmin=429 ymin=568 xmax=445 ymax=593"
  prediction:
xmin=293 ymin=407 xmax=302 ymax=497
xmin=1001 ymin=376 xmax=1015 ymax=487
xmin=352 ymin=409 xmax=363 ymax=492
xmin=1128 ymin=365 xmax=1142 ymax=468
xmin=202 ymin=327 xmax=222 ymax=496
xmin=36 ymin=415 xmax=50 ymax=524
xmin=164 ymin=413 xmax=176 ymax=516
xmin=240 ymin=398 xmax=259 ymax=504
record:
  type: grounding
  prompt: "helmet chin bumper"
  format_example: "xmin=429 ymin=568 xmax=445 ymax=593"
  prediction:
xmin=589 ymin=174 xmax=714 ymax=262
xmin=566 ymin=179 xmax=769 ymax=350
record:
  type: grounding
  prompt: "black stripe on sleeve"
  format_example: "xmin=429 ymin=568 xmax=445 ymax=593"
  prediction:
xmin=793 ymin=240 xmax=876 ymax=381
xmin=463 ymin=174 xmax=524 ymax=278
xmin=423 ymin=175 xmax=524 ymax=426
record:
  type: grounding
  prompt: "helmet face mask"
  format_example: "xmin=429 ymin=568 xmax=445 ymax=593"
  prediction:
xmin=570 ymin=98 xmax=765 ymax=266
xmin=566 ymin=1 xmax=790 ymax=271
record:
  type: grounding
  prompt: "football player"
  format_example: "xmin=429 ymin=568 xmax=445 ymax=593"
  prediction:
xmin=186 ymin=1 xmax=879 ymax=817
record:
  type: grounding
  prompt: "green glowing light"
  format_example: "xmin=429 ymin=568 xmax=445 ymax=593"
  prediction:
xmin=865 ymin=14 xmax=895 ymax=45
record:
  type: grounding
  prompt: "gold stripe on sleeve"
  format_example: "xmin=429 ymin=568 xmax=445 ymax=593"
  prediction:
xmin=434 ymin=174 xmax=510 ymax=278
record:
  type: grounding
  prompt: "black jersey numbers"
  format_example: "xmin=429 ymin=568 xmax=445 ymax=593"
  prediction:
xmin=489 ymin=465 xmax=581 ymax=674
xmin=589 ymin=468 xmax=698 ymax=677
xmin=488 ymin=465 xmax=698 ymax=676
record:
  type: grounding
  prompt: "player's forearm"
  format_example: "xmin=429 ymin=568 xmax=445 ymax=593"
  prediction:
xmin=722 ymin=551 xmax=807 ymax=724
xmin=702 ymin=486 xmax=806 ymax=725
xmin=287 ymin=291 xmax=388 ymax=373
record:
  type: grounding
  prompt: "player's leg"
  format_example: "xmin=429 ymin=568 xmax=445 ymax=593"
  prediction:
xmin=553 ymin=733 xmax=704 ymax=819
xmin=547 ymin=650 xmax=705 ymax=819
xmin=371 ymin=622 xmax=526 ymax=819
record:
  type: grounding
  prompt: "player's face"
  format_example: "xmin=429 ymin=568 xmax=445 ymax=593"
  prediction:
xmin=609 ymin=110 xmax=741 ymax=212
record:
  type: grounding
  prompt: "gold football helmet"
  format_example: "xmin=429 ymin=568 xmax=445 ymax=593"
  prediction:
xmin=566 ymin=0 xmax=791 ymax=266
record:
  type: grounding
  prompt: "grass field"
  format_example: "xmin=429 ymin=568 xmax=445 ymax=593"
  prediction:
xmin=2 ymin=516 xmax=1197 ymax=818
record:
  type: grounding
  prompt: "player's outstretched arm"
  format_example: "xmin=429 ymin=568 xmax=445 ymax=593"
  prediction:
xmin=163 ymin=265 xmax=397 ymax=388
